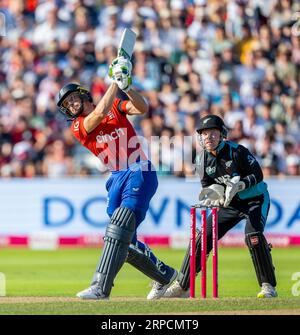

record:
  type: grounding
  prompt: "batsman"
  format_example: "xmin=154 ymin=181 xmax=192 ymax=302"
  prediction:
xmin=153 ymin=115 xmax=277 ymax=299
xmin=56 ymin=47 xmax=177 ymax=299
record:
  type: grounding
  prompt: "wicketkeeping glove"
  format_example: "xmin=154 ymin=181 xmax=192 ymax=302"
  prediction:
xmin=198 ymin=184 xmax=225 ymax=207
xmin=109 ymin=57 xmax=132 ymax=92
xmin=223 ymin=176 xmax=246 ymax=207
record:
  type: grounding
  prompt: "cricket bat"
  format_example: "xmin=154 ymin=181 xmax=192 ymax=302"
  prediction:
xmin=118 ymin=28 xmax=136 ymax=60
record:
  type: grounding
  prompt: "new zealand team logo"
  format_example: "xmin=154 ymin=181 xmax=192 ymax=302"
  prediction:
xmin=225 ymin=160 xmax=233 ymax=169
xmin=206 ymin=166 xmax=216 ymax=175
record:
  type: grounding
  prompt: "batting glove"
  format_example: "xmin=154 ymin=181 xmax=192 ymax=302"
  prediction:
xmin=223 ymin=176 xmax=246 ymax=207
xmin=109 ymin=57 xmax=132 ymax=92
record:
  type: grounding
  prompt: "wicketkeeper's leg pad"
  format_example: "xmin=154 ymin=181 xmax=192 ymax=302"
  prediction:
xmin=245 ymin=231 xmax=277 ymax=287
xmin=92 ymin=207 xmax=136 ymax=297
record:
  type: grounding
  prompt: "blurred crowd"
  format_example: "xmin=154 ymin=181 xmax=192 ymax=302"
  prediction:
xmin=0 ymin=0 xmax=299 ymax=178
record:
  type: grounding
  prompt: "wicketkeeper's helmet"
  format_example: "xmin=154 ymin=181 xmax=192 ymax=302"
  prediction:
xmin=196 ymin=115 xmax=228 ymax=138
xmin=57 ymin=83 xmax=93 ymax=120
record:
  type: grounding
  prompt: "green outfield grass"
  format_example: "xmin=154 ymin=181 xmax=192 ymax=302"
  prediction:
xmin=0 ymin=247 xmax=299 ymax=314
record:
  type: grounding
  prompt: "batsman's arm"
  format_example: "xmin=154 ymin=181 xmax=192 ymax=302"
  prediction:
xmin=124 ymin=89 xmax=149 ymax=115
xmin=83 ymin=83 xmax=119 ymax=133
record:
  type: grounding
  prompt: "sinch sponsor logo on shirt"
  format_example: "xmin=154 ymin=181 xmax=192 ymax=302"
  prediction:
xmin=96 ymin=128 xmax=126 ymax=143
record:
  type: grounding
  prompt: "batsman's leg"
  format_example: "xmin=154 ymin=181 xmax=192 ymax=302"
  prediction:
xmin=77 ymin=207 xmax=135 ymax=300
xmin=121 ymin=164 xmax=178 ymax=299
xmin=164 ymin=228 xmax=202 ymax=298
xmin=126 ymin=241 xmax=177 ymax=300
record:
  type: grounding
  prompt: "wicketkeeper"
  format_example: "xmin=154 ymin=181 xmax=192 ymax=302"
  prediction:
xmin=57 ymin=56 xmax=177 ymax=300
xmin=150 ymin=114 xmax=277 ymax=299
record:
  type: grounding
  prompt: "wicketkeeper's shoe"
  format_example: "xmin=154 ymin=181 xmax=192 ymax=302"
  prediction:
xmin=163 ymin=281 xmax=190 ymax=298
xmin=147 ymin=269 xmax=178 ymax=300
xmin=76 ymin=285 xmax=109 ymax=300
xmin=257 ymin=283 xmax=278 ymax=298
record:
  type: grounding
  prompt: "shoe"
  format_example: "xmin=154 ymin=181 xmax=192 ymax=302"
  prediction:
xmin=163 ymin=281 xmax=190 ymax=298
xmin=147 ymin=269 xmax=178 ymax=300
xmin=257 ymin=283 xmax=278 ymax=298
xmin=76 ymin=285 xmax=109 ymax=300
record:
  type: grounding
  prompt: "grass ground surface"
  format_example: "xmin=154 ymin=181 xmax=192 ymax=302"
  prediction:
xmin=0 ymin=247 xmax=299 ymax=314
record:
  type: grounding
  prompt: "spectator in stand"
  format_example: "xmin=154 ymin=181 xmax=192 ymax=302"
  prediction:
xmin=0 ymin=0 xmax=299 ymax=178
xmin=286 ymin=155 xmax=300 ymax=176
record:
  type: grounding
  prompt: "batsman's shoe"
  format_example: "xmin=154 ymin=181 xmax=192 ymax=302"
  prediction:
xmin=147 ymin=269 xmax=178 ymax=300
xmin=257 ymin=283 xmax=278 ymax=298
xmin=163 ymin=281 xmax=190 ymax=298
xmin=76 ymin=285 xmax=109 ymax=300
